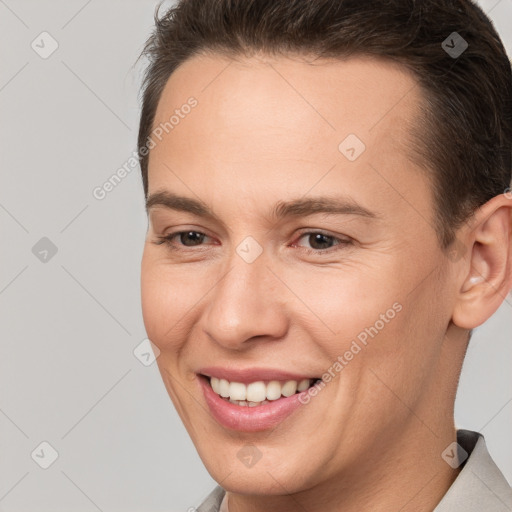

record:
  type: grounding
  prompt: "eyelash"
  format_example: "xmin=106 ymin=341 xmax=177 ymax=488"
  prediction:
xmin=154 ymin=230 xmax=352 ymax=255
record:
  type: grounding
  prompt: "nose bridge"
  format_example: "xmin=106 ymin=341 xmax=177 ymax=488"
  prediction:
xmin=202 ymin=240 xmax=287 ymax=348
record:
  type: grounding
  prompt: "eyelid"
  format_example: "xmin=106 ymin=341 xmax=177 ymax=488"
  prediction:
xmin=293 ymin=228 xmax=351 ymax=241
xmin=155 ymin=228 xmax=353 ymax=255
xmin=155 ymin=229 xmax=216 ymax=248
xmin=291 ymin=230 xmax=353 ymax=253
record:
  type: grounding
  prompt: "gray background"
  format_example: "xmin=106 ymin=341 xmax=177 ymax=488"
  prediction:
xmin=0 ymin=0 xmax=511 ymax=511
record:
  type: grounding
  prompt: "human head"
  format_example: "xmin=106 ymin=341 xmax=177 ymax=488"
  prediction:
xmin=138 ymin=0 xmax=512 ymax=508
xmin=138 ymin=0 xmax=512 ymax=248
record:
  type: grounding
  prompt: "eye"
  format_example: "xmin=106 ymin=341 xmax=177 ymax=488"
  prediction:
xmin=155 ymin=230 xmax=213 ymax=249
xmin=293 ymin=231 xmax=352 ymax=254
xmin=154 ymin=229 xmax=352 ymax=255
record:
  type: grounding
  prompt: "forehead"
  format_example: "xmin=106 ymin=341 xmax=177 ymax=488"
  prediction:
xmin=154 ymin=52 xmax=419 ymax=130
xmin=147 ymin=53 xmax=429 ymax=221
xmin=150 ymin=52 xmax=422 ymax=162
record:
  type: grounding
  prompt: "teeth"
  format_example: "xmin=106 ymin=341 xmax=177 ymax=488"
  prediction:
xmin=211 ymin=377 xmax=221 ymax=394
xmin=229 ymin=381 xmax=246 ymax=401
xmin=209 ymin=376 xmax=315 ymax=402
xmin=218 ymin=378 xmax=230 ymax=397
xmin=228 ymin=398 xmax=271 ymax=407
xmin=297 ymin=378 xmax=311 ymax=392
xmin=282 ymin=380 xmax=300 ymax=396
xmin=266 ymin=380 xmax=282 ymax=400
xmin=247 ymin=381 xmax=267 ymax=402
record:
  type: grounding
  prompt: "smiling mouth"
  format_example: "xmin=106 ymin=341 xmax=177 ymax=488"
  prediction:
xmin=202 ymin=374 xmax=322 ymax=407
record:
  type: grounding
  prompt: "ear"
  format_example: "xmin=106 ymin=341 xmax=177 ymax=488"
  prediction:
xmin=451 ymin=192 xmax=512 ymax=329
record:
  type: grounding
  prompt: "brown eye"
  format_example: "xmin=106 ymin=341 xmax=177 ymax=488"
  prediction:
xmin=178 ymin=231 xmax=206 ymax=246
xmin=304 ymin=233 xmax=336 ymax=250
xmin=155 ymin=230 xmax=212 ymax=250
xmin=294 ymin=231 xmax=352 ymax=253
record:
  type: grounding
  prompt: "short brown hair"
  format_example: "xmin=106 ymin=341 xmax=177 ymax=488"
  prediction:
xmin=138 ymin=0 xmax=512 ymax=247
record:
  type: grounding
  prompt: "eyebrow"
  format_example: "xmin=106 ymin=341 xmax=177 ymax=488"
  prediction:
xmin=145 ymin=190 xmax=378 ymax=222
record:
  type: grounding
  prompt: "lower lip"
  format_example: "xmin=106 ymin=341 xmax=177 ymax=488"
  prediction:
xmin=199 ymin=375 xmax=307 ymax=432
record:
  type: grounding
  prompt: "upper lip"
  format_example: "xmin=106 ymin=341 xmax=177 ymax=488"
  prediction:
xmin=198 ymin=366 xmax=319 ymax=384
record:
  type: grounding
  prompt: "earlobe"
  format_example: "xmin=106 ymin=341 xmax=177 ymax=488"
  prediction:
xmin=451 ymin=195 xmax=512 ymax=330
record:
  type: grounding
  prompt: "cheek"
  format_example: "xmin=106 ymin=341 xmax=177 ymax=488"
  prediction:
xmin=279 ymin=264 xmax=399 ymax=345
xmin=353 ymin=282 xmax=450 ymax=409
xmin=140 ymin=253 xmax=192 ymax=351
xmin=284 ymin=263 xmax=440 ymax=398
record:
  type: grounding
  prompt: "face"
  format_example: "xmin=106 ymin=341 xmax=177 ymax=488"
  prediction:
xmin=141 ymin=54 xmax=460 ymax=494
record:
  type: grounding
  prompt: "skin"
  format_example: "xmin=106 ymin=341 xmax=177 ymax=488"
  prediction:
xmin=140 ymin=53 xmax=512 ymax=512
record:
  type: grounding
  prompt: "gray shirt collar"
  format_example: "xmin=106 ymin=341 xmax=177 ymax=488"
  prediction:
xmin=434 ymin=429 xmax=512 ymax=511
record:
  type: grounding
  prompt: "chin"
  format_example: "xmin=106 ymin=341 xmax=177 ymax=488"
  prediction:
xmin=198 ymin=446 xmax=317 ymax=496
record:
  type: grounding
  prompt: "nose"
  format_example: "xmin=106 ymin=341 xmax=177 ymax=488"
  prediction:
xmin=200 ymin=248 xmax=289 ymax=350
